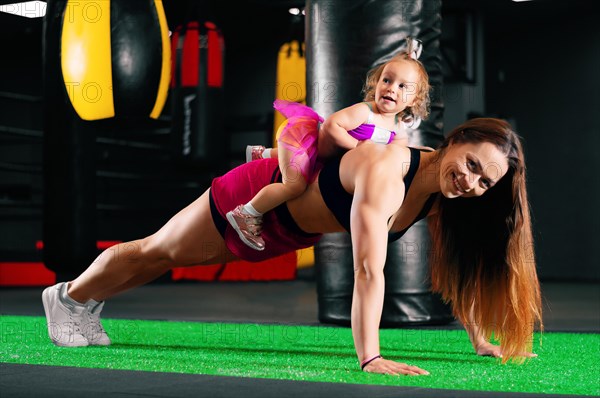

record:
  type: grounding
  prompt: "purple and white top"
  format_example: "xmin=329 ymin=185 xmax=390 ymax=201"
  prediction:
xmin=347 ymin=103 xmax=399 ymax=144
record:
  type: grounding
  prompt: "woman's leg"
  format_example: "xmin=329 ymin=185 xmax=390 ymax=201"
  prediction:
xmin=67 ymin=190 xmax=237 ymax=303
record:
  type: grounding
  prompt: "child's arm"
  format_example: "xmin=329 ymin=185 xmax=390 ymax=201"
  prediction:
xmin=394 ymin=122 xmax=436 ymax=151
xmin=391 ymin=123 xmax=409 ymax=146
xmin=318 ymin=103 xmax=369 ymax=158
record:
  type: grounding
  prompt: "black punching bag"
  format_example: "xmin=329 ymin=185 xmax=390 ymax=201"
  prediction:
xmin=43 ymin=0 xmax=170 ymax=280
xmin=308 ymin=0 xmax=453 ymax=326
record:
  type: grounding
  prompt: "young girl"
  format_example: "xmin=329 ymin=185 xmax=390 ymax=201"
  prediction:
xmin=227 ymin=38 xmax=431 ymax=251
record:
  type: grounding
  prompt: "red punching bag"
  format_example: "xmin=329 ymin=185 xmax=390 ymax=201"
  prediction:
xmin=170 ymin=21 xmax=225 ymax=166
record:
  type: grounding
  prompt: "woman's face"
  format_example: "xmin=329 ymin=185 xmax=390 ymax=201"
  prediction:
xmin=439 ymin=141 xmax=509 ymax=198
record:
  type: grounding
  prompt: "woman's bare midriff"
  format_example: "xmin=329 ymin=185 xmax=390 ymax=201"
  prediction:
xmin=285 ymin=174 xmax=346 ymax=234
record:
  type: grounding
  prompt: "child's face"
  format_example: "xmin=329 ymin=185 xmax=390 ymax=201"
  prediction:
xmin=375 ymin=60 xmax=420 ymax=115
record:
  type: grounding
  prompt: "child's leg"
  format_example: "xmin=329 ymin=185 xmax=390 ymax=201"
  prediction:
xmin=226 ymin=147 xmax=307 ymax=251
xmin=248 ymin=146 xmax=306 ymax=213
xmin=269 ymin=147 xmax=278 ymax=159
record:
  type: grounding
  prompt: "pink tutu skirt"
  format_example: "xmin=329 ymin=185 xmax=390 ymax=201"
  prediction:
xmin=273 ymin=99 xmax=324 ymax=183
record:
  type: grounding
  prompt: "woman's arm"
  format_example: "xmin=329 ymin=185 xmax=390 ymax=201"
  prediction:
xmin=463 ymin=314 xmax=501 ymax=357
xmin=347 ymin=151 xmax=429 ymax=375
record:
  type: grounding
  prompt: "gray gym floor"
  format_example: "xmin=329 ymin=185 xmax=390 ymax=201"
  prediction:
xmin=1 ymin=270 xmax=598 ymax=398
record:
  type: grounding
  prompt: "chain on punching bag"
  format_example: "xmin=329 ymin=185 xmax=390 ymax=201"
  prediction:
xmin=43 ymin=0 xmax=170 ymax=280
xmin=307 ymin=0 xmax=453 ymax=326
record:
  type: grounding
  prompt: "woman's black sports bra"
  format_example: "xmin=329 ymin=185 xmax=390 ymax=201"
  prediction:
xmin=318 ymin=147 xmax=437 ymax=242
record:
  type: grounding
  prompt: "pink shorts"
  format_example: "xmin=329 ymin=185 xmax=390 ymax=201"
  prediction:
xmin=210 ymin=158 xmax=322 ymax=262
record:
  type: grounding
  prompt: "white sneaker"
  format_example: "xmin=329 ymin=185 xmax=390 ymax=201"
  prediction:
xmin=41 ymin=282 xmax=89 ymax=347
xmin=83 ymin=300 xmax=111 ymax=346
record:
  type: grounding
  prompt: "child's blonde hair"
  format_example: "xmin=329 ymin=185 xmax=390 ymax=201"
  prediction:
xmin=362 ymin=38 xmax=430 ymax=124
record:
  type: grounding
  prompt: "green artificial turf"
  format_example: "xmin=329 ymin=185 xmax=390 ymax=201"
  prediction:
xmin=1 ymin=315 xmax=598 ymax=396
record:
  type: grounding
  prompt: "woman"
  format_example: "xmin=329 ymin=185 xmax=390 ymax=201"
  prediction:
xmin=42 ymin=117 xmax=542 ymax=376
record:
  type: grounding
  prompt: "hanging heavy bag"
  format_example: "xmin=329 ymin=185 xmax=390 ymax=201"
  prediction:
xmin=43 ymin=0 xmax=170 ymax=279
xmin=273 ymin=40 xmax=306 ymax=138
xmin=307 ymin=0 xmax=453 ymax=327
xmin=170 ymin=21 xmax=225 ymax=166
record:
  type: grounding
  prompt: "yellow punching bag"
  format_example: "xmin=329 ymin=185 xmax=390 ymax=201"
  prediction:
xmin=60 ymin=0 xmax=170 ymax=120
xmin=273 ymin=40 xmax=306 ymax=141
xmin=273 ymin=40 xmax=314 ymax=269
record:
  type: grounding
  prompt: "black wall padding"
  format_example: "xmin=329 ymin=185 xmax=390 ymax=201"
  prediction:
xmin=43 ymin=0 xmax=97 ymax=280
xmin=307 ymin=0 xmax=453 ymax=326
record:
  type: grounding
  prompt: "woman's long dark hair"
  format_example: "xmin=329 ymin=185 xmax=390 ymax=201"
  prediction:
xmin=428 ymin=118 xmax=542 ymax=363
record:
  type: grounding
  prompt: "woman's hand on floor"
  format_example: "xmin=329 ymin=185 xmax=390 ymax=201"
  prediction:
xmin=362 ymin=357 xmax=429 ymax=376
xmin=475 ymin=341 xmax=538 ymax=358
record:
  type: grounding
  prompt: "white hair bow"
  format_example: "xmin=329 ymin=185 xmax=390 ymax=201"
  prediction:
xmin=407 ymin=37 xmax=423 ymax=60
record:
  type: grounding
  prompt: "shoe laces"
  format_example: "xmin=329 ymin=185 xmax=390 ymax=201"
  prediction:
xmin=68 ymin=307 xmax=86 ymax=334
xmin=244 ymin=215 xmax=263 ymax=236
xmin=88 ymin=314 xmax=106 ymax=333
xmin=71 ymin=319 xmax=82 ymax=334
xmin=252 ymin=146 xmax=265 ymax=159
xmin=85 ymin=303 xmax=107 ymax=333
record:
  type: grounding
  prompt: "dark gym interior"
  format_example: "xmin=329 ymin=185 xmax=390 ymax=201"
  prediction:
xmin=1 ymin=0 xmax=598 ymax=397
